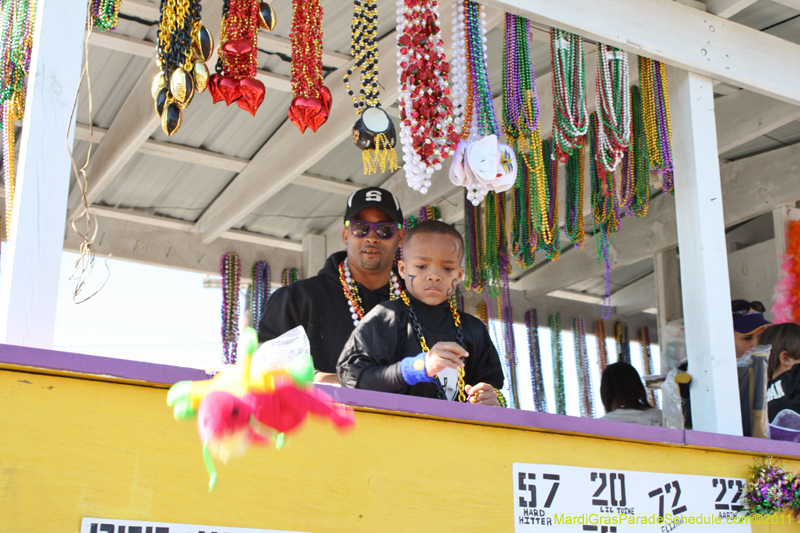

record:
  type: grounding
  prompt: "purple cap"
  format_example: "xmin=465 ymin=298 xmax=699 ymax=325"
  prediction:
xmin=732 ymin=299 xmax=771 ymax=334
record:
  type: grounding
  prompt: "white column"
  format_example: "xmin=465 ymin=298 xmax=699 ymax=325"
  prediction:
xmin=0 ymin=0 xmax=88 ymax=348
xmin=670 ymin=68 xmax=742 ymax=435
xmin=301 ymin=234 xmax=326 ymax=279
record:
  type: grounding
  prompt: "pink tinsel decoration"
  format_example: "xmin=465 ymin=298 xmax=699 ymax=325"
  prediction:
xmin=772 ymin=219 xmax=800 ymax=324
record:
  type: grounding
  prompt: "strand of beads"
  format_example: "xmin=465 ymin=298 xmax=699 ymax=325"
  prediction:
xmin=639 ymin=57 xmax=674 ymax=194
xmin=288 ymin=0 xmax=329 ymax=133
xmin=282 ymin=267 xmax=299 ymax=286
xmin=639 ymin=326 xmax=658 ymax=407
xmin=589 ymin=112 xmax=620 ymax=319
xmin=340 ymin=259 xmax=401 ymax=326
xmin=502 ymin=13 xmax=540 ymax=152
xmin=92 ymin=0 xmax=121 ymax=31
xmin=564 ymin=144 xmax=585 ymax=249
xmin=1 ymin=0 xmax=37 ymax=238
xmin=482 ymin=191 xmax=512 ymax=292
xmin=419 ymin=205 xmax=442 ymax=221
xmin=476 ymin=300 xmax=489 ymax=325
xmin=511 ymin=156 xmax=536 ymax=268
xmin=550 ymin=28 xmax=587 ymax=161
xmin=221 ymin=252 xmax=241 ymax=364
xmin=525 ymin=309 xmax=548 ymax=412
xmin=484 ymin=284 xmax=518 ymax=409
xmin=573 ymin=316 xmax=594 ymax=418
xmin=455 ymin=286 xmax=465 ymax=312
xmin=250 ymin=261 xmax=270 ymax=327
xmin=154 ymin=0 xmax=210 ymax=135
xmin=396 ymin=0 xmax=458 ymax=191
xmin=499 ymin=254 xmax=519 ymax=408
xmin=595 ymin=319 xmax=609 ymax=373
xmin=534 ymin=139 xmax=560 ymax=260
xmin=549 ymin=312 xmax=566 ymax=415
xmin=463 ymin=193 xmax=485 ymax=291
xmin=614 ymin=321 xmax=630 ymax=364
xmin=623 ymin=85 xmax=652 ymax=217
xmin=595 ymin=44 xmax=631 ymax=172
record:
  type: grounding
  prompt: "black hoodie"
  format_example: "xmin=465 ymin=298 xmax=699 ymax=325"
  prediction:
xmin=257 ymin=251 xmax=395 ymax=374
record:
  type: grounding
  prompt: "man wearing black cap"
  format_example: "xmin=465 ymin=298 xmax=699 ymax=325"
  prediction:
xmin=257 ymin=186 xmax=405 ymax=383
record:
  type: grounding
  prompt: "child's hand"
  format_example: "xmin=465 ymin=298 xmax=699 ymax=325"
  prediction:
xmin=466 ymin=383 xmax=498 ymax=406
xmin=425 ymin=342 xmax=468 ymax=377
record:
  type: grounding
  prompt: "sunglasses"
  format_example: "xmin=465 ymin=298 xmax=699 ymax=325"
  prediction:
xmin=346 ymin=219 xmax=400 ymax=240
xmin=732 ymin=300 xmax=766 ymax=316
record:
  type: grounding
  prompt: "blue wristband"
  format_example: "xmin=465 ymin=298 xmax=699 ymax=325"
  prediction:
xmin=400 ymin=353 xmax=435 ymax=385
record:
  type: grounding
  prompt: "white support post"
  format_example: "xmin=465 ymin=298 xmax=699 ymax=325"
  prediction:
xmin=301 ymin=235 xmax=326 ymax=279
xmin=669 ymin=68 xmax=742 ymax=435
xmin=0 ymin=0 xmax=88 ymax=348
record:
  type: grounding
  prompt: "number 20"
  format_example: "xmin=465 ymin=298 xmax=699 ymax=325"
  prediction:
xmin=591 ymin=472 xmax=626 ymax=507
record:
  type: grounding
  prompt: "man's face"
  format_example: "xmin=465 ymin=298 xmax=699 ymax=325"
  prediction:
xmin=398 ymin=232 xmax=465 ymax=306
xmin=342 ymin=206 xmax=404 ymax=272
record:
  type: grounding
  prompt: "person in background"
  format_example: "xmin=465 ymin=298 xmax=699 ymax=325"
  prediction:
xmin=599 ymin=362 xmax=663 ymax=426
xmin=732 ymin=299 xmax=771 ymax=359
xmin=258 ymin=187 xmax=405 ymax=384
xmin=761 ymin=323 xmax=800 ymax=422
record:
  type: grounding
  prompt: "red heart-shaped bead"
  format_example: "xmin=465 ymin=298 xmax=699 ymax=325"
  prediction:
xmin=218 ymin=76 xmax=241 ymax=106
xmin=237 ymin=78 xmax=266 ymax=116
xmin=319 ymin=86 xmax=332 ymax=112
xmin=222 ymin=39 xmax=254 ymax=56
xmin=207 ymin=74 xmax=224 ymax=105
xmin=288 ymin=99 xmax=309 ymax=134
xmin=307 ymin=105 xmax=328 ymax=133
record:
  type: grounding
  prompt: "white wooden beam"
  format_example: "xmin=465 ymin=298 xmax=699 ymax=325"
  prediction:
xmin=0 ymin=0 xmax=89 ymax=348
xmin=772 ymin=0 xmax=800 ymax=11
xmin=89 ymin=30 xmax=154 ymax=57
xmin=292 ymin=173 xmax=362 ymax=196
xmin=546 ymin=290 xmax=604 ymax=305
xmin=715 ymin=90 xmax=800 ymax=154
xmin=613 ymin=273 xmax=657 ymax=316
xmin=516 ymin=139 xmax=800 ymax=297
xmin=701 ymin=0 xmax=757 ymax=18
xmin=483 ymin=0 xmax=800 ymax=105
xmin=90 ymin=205 xmax=303 ymax=251
xmin=670 ymin=68 xmax=740 ymax=435
xmin=120 ymin=0 xmax=159 ymax=20
xmin=63 ymin=215 xmax=301 ymax=281
xmin=301 ymin=234 xmax=326 ymax=279
xmin=66 ymin=0 xmax=224 ymax=223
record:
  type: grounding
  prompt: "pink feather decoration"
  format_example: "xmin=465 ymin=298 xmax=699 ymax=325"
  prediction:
xmin=772 ymin=220 xmax=800 ymax=324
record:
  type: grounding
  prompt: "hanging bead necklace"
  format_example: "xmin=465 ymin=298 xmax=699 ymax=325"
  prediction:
xmin=221 ymin=252 xmax=241 ymax=364
xmin=534 ymin=138 xmax=560 ymax=260
xmin=525 ymin=309 xmax=547 ymax=412
xmin=338 ymin=259 xmax=401 ymax=326
xmin=614 ymin=321 xmax=630 ymax=364
xmin=250 ymin=261 xmax=270 ymax=327
xmin=620 ymin=85 xmax=652 ymax=218
xmin=400 ymin=290 xmax=467 ymax=402
xmin=595 ymin=44 xmax=631 ymax=172
xmin=208 ymin=0 xmax=267 ymax=116
xmin=502 ymin=13 xmax=540 ymax=154
xmin=1 ymin=0 xmax=37 ymax=238
xmin=288 ymin=0 xmax=329 ymax=134
xmin=549 ymin=312 xmax=566 ymax=415
xmin=463 ymin=193 xmax=485 ymax=292
xmin=550 ymin=27 xmax=587 ymax=161
xmin=282 ymin=267 xmax=299 ymax=286
xmin=639 ymin=326 xmax=658 ymax=407
xmin=153 ymin=0 xmax=210 ymax=136
xmin=564 ymin=144 xmax=586 ymax=248
xmin=639 ymin=57 xmax=674 ymax=194
xmin=92 ymin=0 xmax=121 ymax=31
xmin=573 ymin=316 xmax=595 ymax=418
xmin=511 ymin=157 xmax=536 ymax=269
xmin=484 ymin=285 xmax=518 ymax=409
xmin=482 ymin=191 xmax=512 ymax=291
xmin=594 ymin=319 xmax=609 ymax=374
xmin=396 ymin=0 xmax=458 ymax=191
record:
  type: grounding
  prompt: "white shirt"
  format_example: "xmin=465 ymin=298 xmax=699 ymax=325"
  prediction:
xmin=600 ymin=407 xmax=664 ymax=427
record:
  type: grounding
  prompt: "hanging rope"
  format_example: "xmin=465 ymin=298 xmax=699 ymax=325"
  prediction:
xmin=639 ymin=326 xmax=658 ymax=408
xmin=525 ymin=309 xmax=547 ymax=412
xmin=549 ymin=312 xmax=566 ymax=415
xmin=221 ymin=252 xmax=241 ymax=364
xmin=573 ymin=316 xmax=595 ymax=418
xmin=250 ymin=261 xmax=270 ymax=328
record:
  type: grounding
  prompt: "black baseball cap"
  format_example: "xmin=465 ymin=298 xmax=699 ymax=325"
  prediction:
xmin=343 ymin=187 xmax=403 ymax=224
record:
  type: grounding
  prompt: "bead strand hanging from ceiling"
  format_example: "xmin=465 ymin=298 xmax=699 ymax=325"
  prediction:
xmin=525 ymin=309 xmax=547 ymax=412
xmin=92 ymin=0 xmax=121 ymax=31
xmin=153 ymin=0 xmax=211 ymax=135
xmin=619 ymin=85 xmax=652 ymax=218
xmin=396 ymin=0 xmax=458 ymax=190
xmin=639 ymin=326 xmax=658 ymax=407
xmin=221 ymin=252 xmax=241 ymax=364
xmin=511 ymin=158 xmax=536 ymax=268
xmin=208 ymin=0 xmax=271 ymax=116
xmin=595 ymin=319 xmax=609 ymax=373
xmin=484 ymin=277 xmax=519 ymax=409
xmin=535 ymin=138 xmax=560 ymax=260
xmin=1 ymin=0 xmax=37 ymax=242
xmin=250 ymin=261 xmax=270 ymax=328
xmin=550 ymin=27 xmax=587 ymax=161
xmin=564 ymin=144 xmax=586 ymax=249
xmin=595 ymin=43 xmax=631 ymax=173
xmin=615 ymin=320 xmax=630 ymax=364
xmin=639 ymin=57 xmax=674 ymax=194
xmin=288 ymin=0 xmax=329 ymax=133
xmin=573 ymin=316 xmax=595 ymax=418
xmin=549 ymin=312 xmax=566 ymax=415
xmin=589 ymin=111 xmax=620 ymax=319
xmin=449 ymin=0 xmax=516 ymax=206
xmin=282 ymin=267 xmax=299 ymax=286
xmin=463 ymin=192 xmax=484 ymax=292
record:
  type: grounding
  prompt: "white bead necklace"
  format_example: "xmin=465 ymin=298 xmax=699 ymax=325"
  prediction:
xmin=342 ymin=258 xmax=402 ymax=326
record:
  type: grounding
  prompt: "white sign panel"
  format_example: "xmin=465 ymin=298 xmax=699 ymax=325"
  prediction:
xmin=513 ymin=463 xmax=752 ymax=532
xmin=80 ymin=518 xmax=309 ymax=533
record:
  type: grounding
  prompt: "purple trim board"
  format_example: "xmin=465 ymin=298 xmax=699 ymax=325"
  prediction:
xmin=1 ymin=342 xmax=798 ymax=458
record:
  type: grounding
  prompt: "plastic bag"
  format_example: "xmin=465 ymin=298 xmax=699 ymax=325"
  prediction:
xmin=251 ymin=325 xmax=311 ymax=377
xmin=661 ymin=366 xmax=684 ymax=430
xmin=738 ymin=344 xmax=771 ymax=439
xmin=770 ymin=409 xmax=800 ymax=442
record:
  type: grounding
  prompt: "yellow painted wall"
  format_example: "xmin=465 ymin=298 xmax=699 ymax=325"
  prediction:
xmin=0 ymin=368 xmax=797 ymax=532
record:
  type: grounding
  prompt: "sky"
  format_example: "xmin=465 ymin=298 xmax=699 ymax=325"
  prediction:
xmin=49 ymin=251 xmax=659 ymax=417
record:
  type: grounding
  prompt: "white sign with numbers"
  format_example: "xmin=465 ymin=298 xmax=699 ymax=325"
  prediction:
xmin=513 ymin=463 xmax=750 ymax=532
